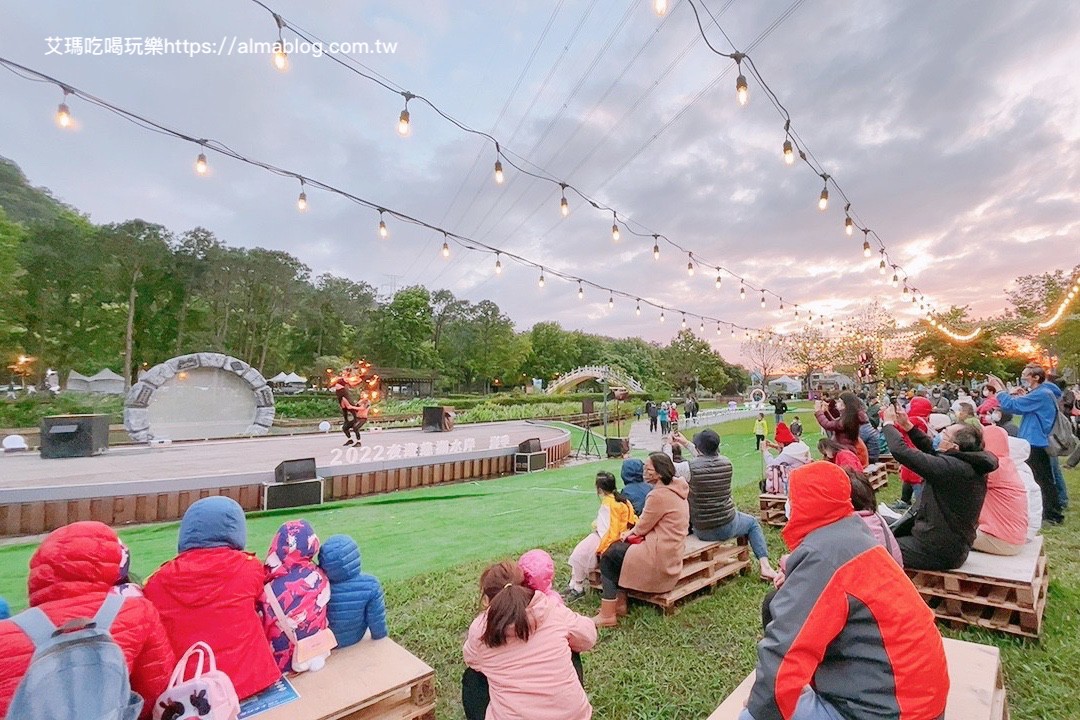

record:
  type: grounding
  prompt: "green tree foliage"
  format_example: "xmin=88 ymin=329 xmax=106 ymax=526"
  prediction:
xmin=1006 ymin=267 xmax=1080 ymax=377
xmin=0 ymin=209 xmax=26 ymax=346
xmin=661 ymin=330 xmax=732 ymax=394
xmin=911 ymin=308 xmax=1008 ymax=380
xmin=360 ymin=286 xmax=437 ymax=369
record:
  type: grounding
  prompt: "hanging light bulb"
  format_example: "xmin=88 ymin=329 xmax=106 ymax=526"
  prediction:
xmin=862 ymin=234 xmax=872 ymax=258
xmin=730 ymin=326 xmax=735 ymax=337
xmin=441 ymin=240 xmax=450 ymax=258
xmin=681 ymin=314 xmax=687 ymax=329
xmin=636 ymin=300 xmax=641 ymax=316
xmin=378 ymin=211 xmax=388 ymax=239
xmin=739 ymin=283 xmax=745 ymax=301
xmin=687 ymin=255 xmax=694 ymax=276
xmin=717 ymin=323 xmax=722 ymax=336
xmin=878 ymin=252 xmax=886 ymax=274
xmin=397 ymin=109 xmax=410 ymax=137
xmin=660 ymin=310 xmax=665 ymax=323
xmin=608 ymin=294 xmax=614 ymax=310
xmin=653 ymin=0 xmax=669 ymax=16
xmin=494 ymin=158 xmax=504 ymax=184
xmin=272 ymin=41 xmax=288 ymax=71
xmin=794 ymin=306 xmax=799 ymax=318
xmin=653 ymin=242 xmax=660 ymax=260
xmin=195 ymin=152 xmax=208 ymax=175
xmin=891 ymin=270 xmax=899 ymax=288
xmin=760 ymin=291 xmax=766 ymax=308
xmin=560 ymin=185 xmax=569 ymax=217
xmin=55 ymin=90 xmax=72 ymax=128
xmin=495 ymin=254 xmax=502 ymax=274
xmin=845 ymin=215 xmax=853 ymax=236
xmin=780 ymin=298 xmax=784 ymax=311
xmin=699 ymin=321 xmax=705 ymax=335
xmin=783 ymin=139 xmax=794 ymax=165
xmin=818 ymin=185 xmax=829 ymax=211
xmin=715 ymin=273 xmax=722 ymax=290
xmin=538 ymin=270 xmax=545 ymax=288
xmin=611 ymin=212 xmax=620 ymax=242
xmin=577 ymin=282 xmax=584 ymax=300
xmin=296 ymin=181 xmax=308 ymax=212
xmin=911 ymin=294 xmax=917 ymax=304
xmin=735 ymin=59 xmax=749 ymax=106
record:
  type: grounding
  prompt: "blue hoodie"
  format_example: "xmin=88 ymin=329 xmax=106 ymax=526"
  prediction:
xmin=177 ymin=496 xmax=247 ymax=552
xmin=317 ymin=535 xmax=388 ymax=647
xmin=997 ymin=383 xmax=1060 ymax=449
xmin=0 ymin=596 xmax=9 ymax=620
xmin=620 ymin=459 xmax=652 ymax=516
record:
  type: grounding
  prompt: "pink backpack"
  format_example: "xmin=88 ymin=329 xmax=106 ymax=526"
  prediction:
xmin=154 ymin=641 xmax=240 ymax=720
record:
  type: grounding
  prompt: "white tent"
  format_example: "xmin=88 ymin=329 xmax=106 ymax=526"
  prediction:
xmin=283 ymin=372 xmax=307 ymax=384
xmin=267 ymin=372 xmax=290 ymax=384
xmin=67 ymin=370 xmax=92 ymax=392
xmin=87 ymin=368 xmax=126 ymax=394
xmin=768 ymin=375 xmax=803 ymax=394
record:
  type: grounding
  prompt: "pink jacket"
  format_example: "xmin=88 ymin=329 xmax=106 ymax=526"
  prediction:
xmin=980 ymin=425 xmax=1028 ymax=545
xmin=856 ymin=510 xmax=904 ymax=567
xmin=463 ymin=592 xmax=597 ymax=720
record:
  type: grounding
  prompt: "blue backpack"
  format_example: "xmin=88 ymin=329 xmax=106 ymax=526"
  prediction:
xmin=6 ymin=593 xmax=143 ymax=720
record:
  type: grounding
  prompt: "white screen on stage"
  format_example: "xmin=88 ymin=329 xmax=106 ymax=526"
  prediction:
xmin=146 ymin=367 xmax=258 ymax=441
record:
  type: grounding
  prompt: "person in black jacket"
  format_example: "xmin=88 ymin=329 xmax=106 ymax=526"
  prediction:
xmin=881 ymin=405 xmax=996 ymax=570
xmin=688 ymin=429 xmax=779 ymax=580
xmin=645 ymin=400 xmax=658 ymax=433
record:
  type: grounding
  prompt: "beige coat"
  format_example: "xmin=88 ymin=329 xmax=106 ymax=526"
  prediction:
xmin=619 ymin=477 xmax=690 ymax=593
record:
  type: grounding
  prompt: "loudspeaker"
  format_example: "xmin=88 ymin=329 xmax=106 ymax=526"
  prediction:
xmin=518 ymin=438 xmax=541 ymax=453
xmin=275 ymin=458 xmax=317 ymax=484
xmin=40 ymin=415 xmax=109 ymax=459
xmin=263 ymin=479 xmax=323 ymax=510
xmin=423 ymin=406 xmax=450 ymax=432
xmin=582 ymin=399 xmax=595 ymax=414
xmin=605 ymin=438 xmax=629 ymax=458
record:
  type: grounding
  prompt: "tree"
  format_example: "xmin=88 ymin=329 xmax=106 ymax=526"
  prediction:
xmin=661 ymin=330 xmax=731 ymax=394
xmin=360 ymin=286 xmax=436 ymax=369
xmin=741 ymin=335 xmax=785 ymax=387
xmin=783 ymin=327 xmax=833 ymax=389
xmin=522 ymin=322 xmax=577 ymax=381
xmin=0 ymin=209 xmax=26 ymax=347
xmin=1006 ymin=267 xmax=1080 ymax=377
xmin=910 ymin=307 xmax=1006 ymax=381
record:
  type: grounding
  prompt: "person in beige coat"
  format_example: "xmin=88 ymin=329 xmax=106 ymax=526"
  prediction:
xmin=594 ymin=452 xmax=690 ymax=627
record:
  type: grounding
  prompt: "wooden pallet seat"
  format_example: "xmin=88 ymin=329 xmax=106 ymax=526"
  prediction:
xmin=708 ymin=638 xmax=1008 ymax=720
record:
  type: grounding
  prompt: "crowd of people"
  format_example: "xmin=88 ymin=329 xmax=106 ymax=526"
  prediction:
xmin=2 ymin=365 xmax=1077 ymax=719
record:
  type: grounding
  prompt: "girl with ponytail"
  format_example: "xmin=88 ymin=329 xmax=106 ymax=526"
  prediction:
xmin=463 ymin=561 xmax=597 ymax=720
xmin=563 ymin=473 xmax=639 ymax=602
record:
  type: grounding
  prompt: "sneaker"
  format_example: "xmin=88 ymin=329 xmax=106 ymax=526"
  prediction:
xmin=561 ymin=587 xmax=586 ymax=603
xmin=1045 ymin=515 xmax=1065 ymax=526
xmin=888 ymin=500 xmax=910 ymax=512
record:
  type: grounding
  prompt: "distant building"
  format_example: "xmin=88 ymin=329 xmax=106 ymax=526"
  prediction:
xmin=809 ymin=372 xmax=855 ymax=394
xmin=768 ymin=375 xmax=803 ymax=395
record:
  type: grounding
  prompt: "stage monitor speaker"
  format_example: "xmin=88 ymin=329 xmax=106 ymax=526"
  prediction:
xmin=605 ymin=438 xmax=629 ymax=458
xmin=40 ymin=414 xmax=109 ymax=459
xmin=581 ymin=399 xmax=595 ymax=414
xmin=263 ymin=479 xmax=324 ymax=510
xmin=423 ymin=406 xmax=451 ymax=432
xmin=515 ymin=451 xmax=547 ymax=473
xmin=518 ymin=438 xmax=542 ymax=454
xmin=275 ymin=458 xmax=317 ymax=484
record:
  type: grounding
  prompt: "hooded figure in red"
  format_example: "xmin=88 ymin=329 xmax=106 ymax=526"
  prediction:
xmin=898 ymin=397 xmax=933 ymax=487
xmin=774 ymin=423 xmax=796 ymax=446
xmin=744 ymin=462 xmax=948 ymax=720
xmin=0 ymin=522 xmax=175 ymax=720
xmin=144 ymin=497 xmax=280 ymax=700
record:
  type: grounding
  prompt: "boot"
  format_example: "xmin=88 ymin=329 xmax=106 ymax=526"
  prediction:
xmin=614 ymin=591 xmax=629 ymax=617
xmin=592 ymin=599 xmax=618 ymax=628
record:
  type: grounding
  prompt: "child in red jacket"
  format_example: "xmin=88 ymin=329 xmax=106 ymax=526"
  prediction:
xmin=144 ymin=497 xmax=280 ymax=700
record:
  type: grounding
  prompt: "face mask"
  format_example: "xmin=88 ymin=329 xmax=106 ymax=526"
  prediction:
xmin=991 ymin=411 xmax=1002 ymax=423
xmin=932 ymin=434 xmax=943 ymax=450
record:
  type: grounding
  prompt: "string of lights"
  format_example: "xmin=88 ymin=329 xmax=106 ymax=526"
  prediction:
xmin=1036 ymin=275 xmax=1080 ymax=330
xmin=0 ymin=55 xmax=814 ymax=347
xmin=244 ymin=0 xmax=847 ymax=330
xmin=681 ymin=0 xmax=983 ymax=341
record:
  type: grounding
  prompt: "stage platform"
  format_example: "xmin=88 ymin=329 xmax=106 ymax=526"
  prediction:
xmin=0 ymin=421 xmax=571 ymax=538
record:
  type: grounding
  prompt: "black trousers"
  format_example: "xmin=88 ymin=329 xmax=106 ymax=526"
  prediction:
xmin=649 ymin=416 xmax=658 ymax=431
xmin=599 ymin=541 xmax=631 ymax=600
xmin=1028 ymin=446 xmax=1064 ymax=521
xmin=342 ymin=410 xmax=358 ymax=439
xmin=462 ymin=653 xmax=584 ymax=720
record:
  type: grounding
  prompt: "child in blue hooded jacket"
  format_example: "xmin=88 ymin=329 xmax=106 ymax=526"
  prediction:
xmin=317 ymin=534 xmax=388 ymax=647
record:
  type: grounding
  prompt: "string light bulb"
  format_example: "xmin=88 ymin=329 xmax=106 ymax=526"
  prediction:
xmin=760 ymin=291 xmax=766 ymax=308
xmin=715 ymin=273 xmax=722 ymax=290
xmin=577 ymin=282 xmax=583 ymax=300
xmin=653 ymin=0 xmax=669 ymax=17
xmin=559 ymin=184 xmax=569 ymax=217
xmin=441 ymin=239 xmax=450 ymax=257
xmin=878 ymin=252 xmax=887 ymax=274
xmin=495 ymin=254 xmax=502 ymax=274
xmin=538 ymin=270 xmax=545 ymax=288
xmin=378 ymin=211 xmax=388 ymax=239
xmin=636 ymin=300 xmax=641 ymax=316
xmin=687 ymin=255 xmax=694 ymax=276
xmin=783 ymin=139 xmax=794 ymax=165
xmin=700 ymin=320 xmax=705 ymax=335
xmin=272 ymin=42 xmax=288 ymax=71
xmin=296 ymin=181 xmax=308 ymax=212
xmin=735 ymin=57 xmax=749 ymax=106
xmin=194 ymin=152 xmax=208 ymax=175
xmin=494 ymin=158 xmax=504 ymax=184
xmin=660 ymin=310 xmax=666 ymax=323
xmin=608 ymin=294 xmax=614 ymax=310
xmin=845 ymin=215 xmax=853 ymax=236
xmin=55 ymin=89 xmax=72 ymax=128
xmin=730 ymin=326 xmax=735 ymax=337
xmin=397 ymin=108 xmax=410 ymax=138
xmin=681 ymin=314 xmax=687 ymax=329
xmin=891 ymin=270 xmax=899 ymax=288
xmin=611 ymin=212 xmax=620 ymax=242
xmin=818 ymin=182 xmax=829 ymax=211
xmin=653 ymin=241 xmax=660 ymax=260
xmin=739 ymin=283 xmax=745 ymax=301
xmin=717 ymin=323 xmax=722 ymax=336
xmin=862 ymin=231 xmax=871 ymax=258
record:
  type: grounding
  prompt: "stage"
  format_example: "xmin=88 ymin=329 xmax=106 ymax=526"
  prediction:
xmin=0 ymin=421 xmax=571 ymax=537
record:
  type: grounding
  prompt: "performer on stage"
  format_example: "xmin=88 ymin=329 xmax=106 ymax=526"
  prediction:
xmin=333 ymin=378 xmax=364 ymax=446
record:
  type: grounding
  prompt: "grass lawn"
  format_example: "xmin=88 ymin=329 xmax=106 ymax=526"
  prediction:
xmin=1 ymin=413 xmax=1076 ymax=719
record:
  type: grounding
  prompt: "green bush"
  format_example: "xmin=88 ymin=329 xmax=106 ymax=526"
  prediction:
xmin=0 ymin=393 xmax=124 ymax=428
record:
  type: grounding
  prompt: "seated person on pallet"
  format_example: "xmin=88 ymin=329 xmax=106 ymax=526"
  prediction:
xmin=689 ymin=429 xmax=779 ymax=581
xmin=881 ymin=404 xmax=996 ymax=571
xmin=761 ymin=423 xmax=811 ymax=494
xmin=594 ymin=453 xmax=690 ymax=628
xmin=974 ymin=425 xmax=1030 ymax=556
xmin=563 ymin=472 xmax=638 ymax=602
xmin=742 ymin=462 xmax=948 ymax=720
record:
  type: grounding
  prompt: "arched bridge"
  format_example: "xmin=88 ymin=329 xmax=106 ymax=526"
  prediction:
xmin=546 ymin=365 xmax=645 ymax=394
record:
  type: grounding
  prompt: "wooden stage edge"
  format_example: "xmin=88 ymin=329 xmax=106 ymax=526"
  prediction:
xmin=0 ymin=427 xmax=571 ymax=539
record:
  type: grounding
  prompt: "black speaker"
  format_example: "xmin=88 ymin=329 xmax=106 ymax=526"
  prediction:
xmin=423 ymin=406 xmax=451 ymax=432
xmin=263 ymin=479 xmax=323 ymax=510
xmin=40 ymin=415 xmax=109 ymax=459
xmin=518 ymin=438 xmax=542 ymax=454
xmin=275 ymin=458 xmax=317 ymax=483
xmin=582 ymin=399 xmax=595 ymax=414
xmin=605 ymin=437 xmax=629 ymax=458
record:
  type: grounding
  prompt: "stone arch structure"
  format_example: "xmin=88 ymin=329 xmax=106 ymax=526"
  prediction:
xmin=545 ymin=365 xmax=645 ymax=394
xmin=124 ymin=352 xmax=275 ymax=442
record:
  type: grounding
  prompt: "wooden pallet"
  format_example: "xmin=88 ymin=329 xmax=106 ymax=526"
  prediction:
xmin=254 ymin=637 xmax=436 ymax=720
xmin=707 ymin=638 xmax=1009 ymax=719
xmin=906 ymin=536 xmax=1047 ymax=639
xmin=589 ymin=536 xmax=751 ymax=615
xmin=880 ymin=455 xmax=900 ymax=476
xmin=759 ymin=493 xmax=787 ymax=527
xmin=865 ymin=463 xmax=889 ymax=490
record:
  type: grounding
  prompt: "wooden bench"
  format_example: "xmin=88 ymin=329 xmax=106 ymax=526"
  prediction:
xmin=906 ymin=535 xmax=1047 ymax=638
xmin=707 ymin=637 xmax=1008 ymax=720
xmin=589 ymin=536 xmax=750 ymax=615
xmin=254 ymin=637 xmax=436 ymax=720
xmin=758 ymin=493 xmax=787 ymax=527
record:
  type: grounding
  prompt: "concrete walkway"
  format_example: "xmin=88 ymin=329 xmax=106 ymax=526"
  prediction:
xmin=626 ymin=408 xmax=761 ymax=454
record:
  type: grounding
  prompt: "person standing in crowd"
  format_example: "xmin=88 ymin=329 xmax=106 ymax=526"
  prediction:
xmin=754 ymin=413 xmax=768 ymax=451
xmin=689 ymin=430 xmax=779 ymax=580
xmin=646 ymin=400 xmax=658 ymax=433
xmin=658 ymin=402 xmax=671 ymax=435
xmin=739 ymin=462 xmax=948 ymax=720
xmin=668 ymin=402 xmax=680 ymax=432
xmin=789 ymin=415 xmax=803 ymax=439
xmin=988 ymin=366 xmax=1066 ymax=525
xmin=956 ymin=402 xmax=981 ymax=428
xmin=814 ymin=391 xmax=870 ymax=466
xmin=881 ymin=406 xmax=995 ymax=570
xmin=771 ymin=395 xmax=788 ymax=426
xmin=930 ymin=387 xmax=951 ymax=413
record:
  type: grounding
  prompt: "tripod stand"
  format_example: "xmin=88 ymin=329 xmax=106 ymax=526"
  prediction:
xmin=572 ymin=413 xmax=603 ymax=459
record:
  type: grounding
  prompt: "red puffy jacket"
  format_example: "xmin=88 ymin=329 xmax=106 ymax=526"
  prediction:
xmin=0 ymin=522 xmax=174 ymax=720
xmin=144 ymin=547 xmax=280 ymax=700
